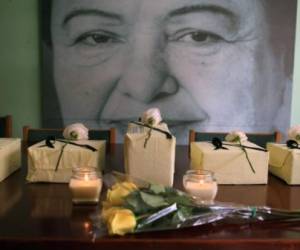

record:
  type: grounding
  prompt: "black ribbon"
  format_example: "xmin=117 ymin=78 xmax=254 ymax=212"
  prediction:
xmin=211 ymin=137 xmax=268 ymax=152
xmin=212 ymin=137 xmax=228 ymax=150
xmin=130 ymin=121 xmax=173 ymax=139
xmin=40 ymin=136 xmax=97 ymax=171
xmin=40 ymin=136 xmax=97 ymax=151
xmin=45 ymin=136 xmax=55 ymax=148
xmin=286 ymin=140 xmax=300 ymax=149
xmin=56 ymin=139 xmax=97 ymax=152
xmin=211 ymin=137 xmax=268 ymax=174
xmin=278 ymin=140 xmax=300 ymax=168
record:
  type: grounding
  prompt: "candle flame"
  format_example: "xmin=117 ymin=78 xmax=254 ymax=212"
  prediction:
xmin=84 ymin=174 xmax=89 ymax=181
xmin=84 ymin=221 xmax=90 ymax=230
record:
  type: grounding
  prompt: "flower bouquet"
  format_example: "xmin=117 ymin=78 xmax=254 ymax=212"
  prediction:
xmin=92 ymin=172 xmax=300 ymax=236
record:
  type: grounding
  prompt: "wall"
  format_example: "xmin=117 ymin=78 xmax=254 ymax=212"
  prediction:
xmin=0 ymin=0 xmax=299 ymax=137
xmin=291 ymin=2 xmax=300 ymax=125
xmin=0 ymin=0 xmax=41 ymax=137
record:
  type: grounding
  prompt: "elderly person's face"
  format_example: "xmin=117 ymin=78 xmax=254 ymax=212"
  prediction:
xmin=51 ymin=0 xmax=282 ymax=142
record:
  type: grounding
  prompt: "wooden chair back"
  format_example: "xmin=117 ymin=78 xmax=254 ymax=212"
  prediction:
xmin=0 ymin=115 xmax=12 ymax=137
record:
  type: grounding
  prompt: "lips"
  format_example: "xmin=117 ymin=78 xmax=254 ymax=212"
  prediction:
xmin=96 ymin=83 xmax=209 ymax=144
xmin=98 ymin=86 xmax=208 ymax=123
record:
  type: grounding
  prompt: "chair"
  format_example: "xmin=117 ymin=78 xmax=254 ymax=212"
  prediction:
xmin=23 ymin=126 xmax=116 ymax=153
xmin=0 ymin=115 xmax=12 ymax=137
xmin=189 ymin=130 xmax=281 ymax=157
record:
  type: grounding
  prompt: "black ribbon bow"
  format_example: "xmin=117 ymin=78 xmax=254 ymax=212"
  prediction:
xmin=211 ymin=137 xmax=267 ymax=152
xmin=40 ymin=136 xmax=97 ymax=151
xmin=212 ymin=137 xmax=228 ymax=150
xmin=286 ymin=140 xmax=300 ymax=149
xmin=40 ymin=136 xmax=97 ymax=171
xmin=45 ymin=136 xmax=55 ymax=148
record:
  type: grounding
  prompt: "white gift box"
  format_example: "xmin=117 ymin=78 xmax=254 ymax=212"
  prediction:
xmin=124 ymin=123 xmax=176 ymax=186
xmin=27 ymin=140 xmax=105 ymax=183
xmin=0 ymin=138 xmax=21 ymax=182
xmin=190 ymin=141 xmax=269 ymax=184
xmin=267 ymin=143 xmax=300 ymax=185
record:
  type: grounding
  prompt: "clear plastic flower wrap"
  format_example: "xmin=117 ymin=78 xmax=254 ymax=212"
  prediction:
xmin=92 ymin=172 xmax=300 ymax=236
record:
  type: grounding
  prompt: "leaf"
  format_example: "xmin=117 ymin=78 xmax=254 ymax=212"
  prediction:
xmin=140 ymin=192 xmax=168 ymax=208
xmin=125 ymin=191 xmax=140 ymax=209
xmin=165 ymin=187 xmax=177 ymax=194
xmin=149 ymin=184 xmax=165 ymax=194
xmin=178 ymin=206 xmax=194 ymax=219
xmin=165 ymin=194 xmax=193 ymax=207
xmin=124 ymin=191 xmax=151 ymax=214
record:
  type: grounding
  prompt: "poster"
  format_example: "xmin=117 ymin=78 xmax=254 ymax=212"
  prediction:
xmin=41 ymin=0 xmax=298 ymax=144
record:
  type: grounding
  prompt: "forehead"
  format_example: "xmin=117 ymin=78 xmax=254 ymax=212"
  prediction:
xmin=51 ymin=0 xmax=265 ymax=24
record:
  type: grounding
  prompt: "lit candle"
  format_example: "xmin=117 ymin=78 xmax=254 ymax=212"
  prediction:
xmin=183 ymin=170 xmax=218 ymax=202
xmin=69 ymin=167 xmax=102 ymax=204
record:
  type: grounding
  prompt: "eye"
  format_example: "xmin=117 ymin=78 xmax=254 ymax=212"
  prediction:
xmin=73 ymin=30 xmax=124 ymax=46
xmin=166 ymin=28 xmax=227 ymax=56
xmin=177 ymin=31 xmax=223 ymax=44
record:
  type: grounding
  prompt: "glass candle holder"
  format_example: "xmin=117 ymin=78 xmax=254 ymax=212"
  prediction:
xmin=69 ymin=166 xmax=102 ymax=205
xmin=183 ymin=170 xmax=218 ymax=203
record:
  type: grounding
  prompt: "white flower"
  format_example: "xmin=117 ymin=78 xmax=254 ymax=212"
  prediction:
xmin=63 ymin=123 xmax=89 ymax=140
xmin=288 ymin=125 xmax=300 ymax=142
xmin=225 ymin=131 xmax=248 ymax=143
xmin=141 ymin=108 xmax=162 ymax=127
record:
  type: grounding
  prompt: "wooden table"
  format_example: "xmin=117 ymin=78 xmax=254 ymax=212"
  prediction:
xmin=0 ymin=145 xmax=300 ymax=250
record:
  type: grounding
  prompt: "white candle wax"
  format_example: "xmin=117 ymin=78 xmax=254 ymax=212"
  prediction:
xmin=69 ymin=175 xmax=102 ymax=204
xmin=184 ymin=180 xmax=217 ymax=201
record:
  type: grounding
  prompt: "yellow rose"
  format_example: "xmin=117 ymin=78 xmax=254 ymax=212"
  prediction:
xmin=107 ymin=209 xmax=136 ymax=235
xmin=107 ymin=181 xmax=137 ymax=206
xmin=101 ymin=206 xmax=120 ymax=222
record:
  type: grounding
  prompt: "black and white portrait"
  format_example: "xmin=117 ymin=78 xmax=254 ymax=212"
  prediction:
xmin=41 ymin=0 xmax=297 ymax=144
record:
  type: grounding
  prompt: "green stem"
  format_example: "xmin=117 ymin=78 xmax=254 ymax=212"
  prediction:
xmin=55 ymin=142 xmax=68 ymax=171
xmin=239 ymin=140 xmax=256 ymax=174
xmin=136 ymin=213 xmax=151 ymax=221
xmin=144 ymin=127 xmax=153 ymax=148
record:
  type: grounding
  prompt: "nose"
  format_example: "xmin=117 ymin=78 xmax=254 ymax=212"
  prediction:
xmin=116 ymin=33 xmax=178 ymax=103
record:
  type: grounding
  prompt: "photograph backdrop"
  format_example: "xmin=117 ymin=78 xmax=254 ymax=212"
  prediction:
xmin=41 ymin=0 xmax=298 ymax=144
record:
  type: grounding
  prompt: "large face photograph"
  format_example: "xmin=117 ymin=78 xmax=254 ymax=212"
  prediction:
xmin=41 ymin=0 xmax=298 ymax=144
